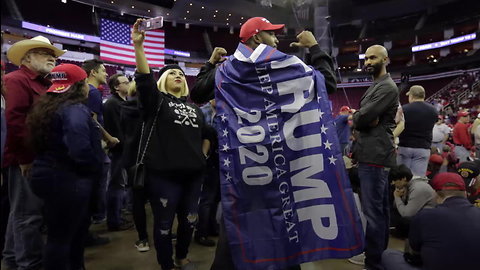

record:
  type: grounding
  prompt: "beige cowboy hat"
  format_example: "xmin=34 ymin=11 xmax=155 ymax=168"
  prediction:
xmin=7 ymin=35 xmax=66 ymax=66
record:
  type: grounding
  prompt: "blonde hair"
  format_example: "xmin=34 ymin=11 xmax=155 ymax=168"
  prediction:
xmin=156 ymin=69 xmax=189 ymax=97
xmin=128 ymin=80 xmax=137 ymax=97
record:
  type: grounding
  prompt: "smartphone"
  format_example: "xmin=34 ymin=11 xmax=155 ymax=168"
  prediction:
xmin=138 ymin=16 xmax=164 ymax=31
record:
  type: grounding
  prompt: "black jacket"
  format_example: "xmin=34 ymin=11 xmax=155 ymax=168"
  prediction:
xmin=190 ymin=44 xmax=337 ymax=104
xmin=352 ymin=73 xmax=399 ymax=167
xmin=103 ymin=93 xmax=125 ymax=154
xmin=135 ymin=72 xmax=207 ymax=174
xmin=409 ymin=196 xmax=480 ymax=270
xmin=119 ymin=97 xmax=142 ymax=168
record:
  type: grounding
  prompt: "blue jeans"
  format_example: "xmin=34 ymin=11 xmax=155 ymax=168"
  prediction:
xmin=382 ymin=249 xmax=421 ymax=270
xmin=30 ymin=164 xmax=93 ymax=270
xmin=358 ymin=164 xmax=391 ymax=270
xmin=397 ymin=147 xmax=430 ymax=177
xmin=146 ymin=169 xmax=202 ymax=270
xmin=2 ymin=165 xmax=43 ymax=270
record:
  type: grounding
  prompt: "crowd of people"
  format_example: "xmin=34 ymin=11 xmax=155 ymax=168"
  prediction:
xmin=0 ymin=15 xmax=479 ymax=270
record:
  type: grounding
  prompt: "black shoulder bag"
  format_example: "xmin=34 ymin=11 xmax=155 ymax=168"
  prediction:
xmin=129 ymin=99 xmax=163 ymax=189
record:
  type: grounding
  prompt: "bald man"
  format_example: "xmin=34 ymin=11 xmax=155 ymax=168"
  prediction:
xmin=351 ymin=45 xmax=399 ymax=269
xmin=398 ymin=85 xmax=438 ymax=177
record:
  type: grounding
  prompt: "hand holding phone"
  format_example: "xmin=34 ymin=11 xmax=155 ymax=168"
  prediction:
xmin=138 ymin=16 xmax=164 ymax=31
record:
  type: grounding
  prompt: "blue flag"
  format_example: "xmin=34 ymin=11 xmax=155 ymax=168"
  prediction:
xmin=214 ymin=43 xmax=364 ymax=270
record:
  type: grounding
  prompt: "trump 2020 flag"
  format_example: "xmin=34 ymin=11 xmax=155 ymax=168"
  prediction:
xmin=215 ymin=43 xmax=364 ymax=270
xmin=100 ymin=18 xmax=164 ymax=67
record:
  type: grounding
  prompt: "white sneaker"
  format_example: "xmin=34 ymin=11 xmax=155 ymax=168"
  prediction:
xmin=135 ymin=239 xmax=150 ymax=252
xmin=348 ymin=252 xmax=365 ymax=266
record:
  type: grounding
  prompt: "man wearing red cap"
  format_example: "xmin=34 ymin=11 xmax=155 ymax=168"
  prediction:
xmin=382 ymin=172 xmax=480 ymax=270
xmin=191 ymin=16 xmax=336 ymax=104
xmin=190 ymin=17 xmax=338 ymax=270
xmin=452 ymin=111 xmax=472 ymax=162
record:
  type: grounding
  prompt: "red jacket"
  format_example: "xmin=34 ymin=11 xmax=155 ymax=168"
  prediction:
xmin=452 ymin=122 xmax=472 ymax=150
xmin=3 ymin=65 xmax=51 ymax=167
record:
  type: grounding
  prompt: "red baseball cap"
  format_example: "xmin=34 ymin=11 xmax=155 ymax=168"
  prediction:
xmin=47 ymin=64 xmax=87 ymax=94
xmin=457 ymin=111 xmax=469 ymax=118
xmin=429 ymin=154 xmax=444 ymax=165
xmin=239 ymin=17 xmax=285 ymax=43
xmin=431 ymin=172 xmax=466 ymax=191
xmin=340 ymin=106 xmax=351 ymax=112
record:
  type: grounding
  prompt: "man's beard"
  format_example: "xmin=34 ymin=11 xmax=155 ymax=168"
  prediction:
xmin=31 ymin=60 xmax=55 ymax=75
xmin=365 ymin=62 xmax=382 ymax=76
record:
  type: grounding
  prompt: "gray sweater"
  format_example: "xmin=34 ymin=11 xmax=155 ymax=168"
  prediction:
xmin=395 ymin=177 xmax=437 ymax=218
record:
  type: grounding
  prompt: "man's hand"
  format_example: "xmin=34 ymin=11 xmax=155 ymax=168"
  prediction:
xmin=19 ymin=163 xmax=33 ymax=178
xmin=107 ymin=137 xmax=120 ymax=148
xmin=289 ymin=31 xmax=318 ymax=48
xmin=394 ymin=188 xmax=406 ymax=198
xmin=208 ymin=47 xmax=227 ymax=65
xmin=132 ymin=19 xmax=146 ymax=46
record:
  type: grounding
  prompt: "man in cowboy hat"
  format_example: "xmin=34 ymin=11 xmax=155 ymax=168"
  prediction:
xmin=3 ymin=35 xmax=65 ymax=269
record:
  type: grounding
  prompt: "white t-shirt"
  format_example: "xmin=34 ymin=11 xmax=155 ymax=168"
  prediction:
xmin=432 ymin=123 xmax=451 ymax=143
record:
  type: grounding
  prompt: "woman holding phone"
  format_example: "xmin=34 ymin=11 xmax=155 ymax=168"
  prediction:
xmin=132 ymin=19 xmax=209 ymax=270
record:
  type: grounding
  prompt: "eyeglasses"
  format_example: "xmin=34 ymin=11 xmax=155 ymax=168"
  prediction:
xmin=30 ymin=50 xmax=57 ymax=58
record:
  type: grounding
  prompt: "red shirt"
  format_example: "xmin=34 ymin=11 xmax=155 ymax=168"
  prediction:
xmin=452 ymin=122 xmax=472 ymax=149
xmin=3 ymin=65 xmax=51 ymax=167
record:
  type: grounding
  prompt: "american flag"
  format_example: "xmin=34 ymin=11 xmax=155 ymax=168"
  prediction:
xmin=100 ymin=18 xmax=165 ymax=67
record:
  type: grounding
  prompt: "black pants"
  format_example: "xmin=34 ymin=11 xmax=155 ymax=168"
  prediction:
xmin=210 ymin=217 xmax=301 ymax=270
xmin=197 ymin=166 xmax=220 ymax=238
xmin=132 ymin=187 xmax=148 ymax=241
xmin=0 ymin=168 xmax=10 ymax=261
xmin=390 ymin=207 xmax=411 ymax=239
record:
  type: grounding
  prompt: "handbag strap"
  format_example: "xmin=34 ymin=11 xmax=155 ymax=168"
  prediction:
xmin=136 ymin=98 xmax=163 ymax=164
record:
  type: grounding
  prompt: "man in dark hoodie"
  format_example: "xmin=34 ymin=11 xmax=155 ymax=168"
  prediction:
xmin=104 ymin=74 xmax=133 ymax=231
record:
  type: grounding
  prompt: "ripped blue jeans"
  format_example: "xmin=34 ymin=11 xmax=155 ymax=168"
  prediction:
xmin=146 ymin=168 xmax=202 ymax=270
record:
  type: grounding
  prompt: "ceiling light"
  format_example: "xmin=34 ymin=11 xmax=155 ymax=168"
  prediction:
xmin=226 ymin=18 xmax=229 ymax=21
xmin=199 ymin=18 xmax=202 ymax=21
xmin=147 ymin=9 xmax=151 ymax=12
xmin=61 ymin=0 xmax=67 ymax=3
xmin=202 ymin=6 xmax=205 ymax=9
xmin=110 ymin=0 xmax=114 ymax=3
xmin=187 ymin=10 xmax=190 ymax=13
xmin=184 ymin=17 xmax=187 ymax=19
xmin=213 ymin=14 xmax=216 ymax=17
xmin=131 ymin=5 xmax=134 ymax=8
xmin=189 ymin=3 xmax=193 ymax=5
xmin=226 ymin=23 xmax=229 ymax=25
xmin=241 ymin=17 xmax=244 ymax=19
xmin=215 ymin=10 xmax=218 ymax=13
xmin=239 ymin=23 xmax=242 ymax=25
xmin=228 ymin=13 xmax=231 ymax=16
xmin=166 ymin=13 xmax=169 ymax=15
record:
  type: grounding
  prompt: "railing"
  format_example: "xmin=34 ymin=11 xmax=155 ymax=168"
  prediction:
xmin=425 ymin=76 xmax=462 ymax=103
xmin=456 ymin=89 xmax=472 ymax=107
